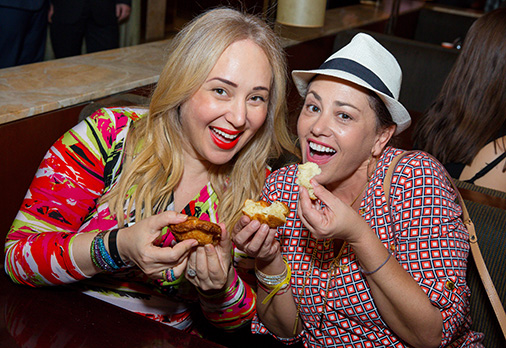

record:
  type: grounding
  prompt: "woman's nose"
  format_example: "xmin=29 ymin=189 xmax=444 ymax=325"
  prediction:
xmin=310 ymin=111 xmax=331 ymax=136
xmin=226 ymin=100 xmax=247 ymax=128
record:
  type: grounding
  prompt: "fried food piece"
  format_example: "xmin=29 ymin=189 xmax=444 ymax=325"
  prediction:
xmin=169 ymin=216 xmax=221 ymax=246
xmin=242 ymin=199 xmax=289 ymax=228
xmin=296 ymin=162 xmax=321 ymax=200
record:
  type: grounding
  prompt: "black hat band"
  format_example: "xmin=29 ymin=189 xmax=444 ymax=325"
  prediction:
xmin=318 ymin=57 xmax=394 ymax=98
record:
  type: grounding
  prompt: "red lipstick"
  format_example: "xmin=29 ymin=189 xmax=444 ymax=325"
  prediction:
xmin=210 ymin=127 xmax=241 ymax=150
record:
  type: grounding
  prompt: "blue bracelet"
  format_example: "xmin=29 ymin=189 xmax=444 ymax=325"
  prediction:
xmin=360 ymin=252 xmax=392 ymax=276
xmin=96 ymin=232 xmax=120 ymax=270
xmin=91 ymin=231 xmax=120 ymax=272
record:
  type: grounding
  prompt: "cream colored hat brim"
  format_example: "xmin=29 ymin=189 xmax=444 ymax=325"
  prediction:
xmin=292 ymin=33 xmax=411 ymax=135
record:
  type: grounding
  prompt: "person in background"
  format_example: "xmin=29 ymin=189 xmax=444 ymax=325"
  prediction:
xmin=413 ymin=8 xmax=506 ymax=193
xmin=485 ymin=0 xmax=505 ymax=12
xmin=49 ymin=0 xmax=131 ymax=58
xmin=0 ymin=0 xmax=49 ymax=68
xmin=233 ymin=33 xmax=483 ymax=347
xmin=5 ymin=7 xmax=296 ymax=340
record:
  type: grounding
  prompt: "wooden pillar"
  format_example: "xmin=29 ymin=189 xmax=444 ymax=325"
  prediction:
xmin=146 ymin=0 xmax=167 ymax=42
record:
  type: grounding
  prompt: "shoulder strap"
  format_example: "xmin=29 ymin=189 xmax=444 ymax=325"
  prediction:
xmin=384 ymin=151 xmax=506 ymax=340
xmin=465 ymin=150 xmax=506 ymax=184
xmin=384 ymin=150 xmax=416 ymax=203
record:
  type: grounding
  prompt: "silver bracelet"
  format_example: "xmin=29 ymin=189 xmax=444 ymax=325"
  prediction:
xmin=255 ymin=265 xmax=287 ymax=287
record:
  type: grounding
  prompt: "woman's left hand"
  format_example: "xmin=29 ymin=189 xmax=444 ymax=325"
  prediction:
xmin=184 ymin=224 xmax=233 ymax=291
xmin=298 ymin=180 xmax=368 ymax=243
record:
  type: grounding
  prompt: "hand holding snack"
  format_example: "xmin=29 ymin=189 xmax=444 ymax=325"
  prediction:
xmin=296 ymin=162 xmax=321 ymax=200
xmin=169 ymin=216 xmax=222 ymax=246
xmin=241 ymin=199 xmax=289 ymax=228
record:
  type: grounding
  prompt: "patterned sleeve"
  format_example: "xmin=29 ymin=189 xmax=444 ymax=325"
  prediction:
xmin=198 ymin=261 xmax=257 ymax=331
xmin=388 ymin=151 xmax=472 ymax=345
xmin=4 ymin=108 xmax=138 ymax=287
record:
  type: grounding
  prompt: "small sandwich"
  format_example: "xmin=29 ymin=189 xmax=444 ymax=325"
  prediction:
xmin=169 ymin=216 xmax=222 ymax=246
xmin=242 ymin=199 xmax=290 ymax=228
xmin=296 ymin=162 xmax=321 ymax=200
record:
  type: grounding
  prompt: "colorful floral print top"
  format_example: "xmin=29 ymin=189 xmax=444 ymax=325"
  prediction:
xmin=251 ymin=148 xmax=484 ymax=347
xmin=4 ymin=107 xmax=255 ymax=333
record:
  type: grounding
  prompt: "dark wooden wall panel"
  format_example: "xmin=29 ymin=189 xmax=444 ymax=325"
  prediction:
xmin=0 ymin=107 xmax=83 ymax=258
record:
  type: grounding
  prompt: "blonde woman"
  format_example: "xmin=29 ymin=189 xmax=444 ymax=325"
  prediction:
xmin=5 ymin=8 xmax=296 ymax=336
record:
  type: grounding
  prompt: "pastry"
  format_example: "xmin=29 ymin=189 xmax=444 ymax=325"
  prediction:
xmin=296 ymin=162 xmax=321 ymax=200
xmin=242 ymin=199 xmax=289 ymax=228
xmin=169 ymin=216 xmax=221 ymax=246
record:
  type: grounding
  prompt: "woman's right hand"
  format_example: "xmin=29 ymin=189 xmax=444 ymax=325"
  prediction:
xmin=117 ymin=211 xmax=198 ymax=280
xmin=232 ymin=215 xmax=280 ymax=264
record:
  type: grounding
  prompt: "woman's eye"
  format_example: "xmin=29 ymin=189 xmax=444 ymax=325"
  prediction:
xmin=306 ymin=104 xmax=320 ymax=113
xmin=338 ymin=112 xmax=351 ymax=120
xmin=251 ymin=95 xmax=266 ymax=102
xmin=213 ymin=88 xmax=227 ymax=96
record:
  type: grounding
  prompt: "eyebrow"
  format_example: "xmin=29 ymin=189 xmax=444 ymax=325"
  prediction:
xmin=207 ymin=77 xmax=269 ymax=92
xmin=307 ymin=90 xmax=360 ymax=111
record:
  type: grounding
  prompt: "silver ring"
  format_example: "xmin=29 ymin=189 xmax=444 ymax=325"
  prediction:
xmin=187 ymin=268 xmax=197 ymax=277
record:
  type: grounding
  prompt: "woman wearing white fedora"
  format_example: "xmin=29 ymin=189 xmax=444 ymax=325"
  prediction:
xmin=233 ymin=33 xmax=483 ymax=347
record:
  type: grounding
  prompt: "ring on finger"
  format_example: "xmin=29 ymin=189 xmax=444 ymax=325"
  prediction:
xmin=187 ymin=268 xmax=197 ymax=278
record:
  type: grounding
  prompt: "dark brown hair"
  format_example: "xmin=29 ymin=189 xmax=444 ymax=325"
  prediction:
xmin=413 ymin=8 xmax=506 ymax=165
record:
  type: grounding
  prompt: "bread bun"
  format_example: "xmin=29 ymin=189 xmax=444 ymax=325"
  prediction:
xmin=242 ymin=199 xmax=289 ymax=228
xmin=169 ymin=216 xmax=221 ymax=246
xmin=296 ymin=162 xmax=321 ymax=200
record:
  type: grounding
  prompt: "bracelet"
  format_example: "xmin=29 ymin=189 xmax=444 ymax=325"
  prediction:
xmin=91 ymin=236 xmax=111 ymax=271
xmin=257 ymin=258 xmax=291 ymax=304
xmin=257 ymin=279 xmax=291 ymax=295
xmin=91 ymin=231 xmax=120 ymax=272
xmin=360 ymin=251 xmax=392 ymax=276
xmin=107 ymin=229 xmax=126 ymax=267
xmin=255 ymin=261 xmax=287 ymax=287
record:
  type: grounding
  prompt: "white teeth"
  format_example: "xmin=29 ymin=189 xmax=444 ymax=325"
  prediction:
xmin=212 ymin=127 xmax=239 ymax=140
xmin=309 ymin=141 xmax=336 ymax=153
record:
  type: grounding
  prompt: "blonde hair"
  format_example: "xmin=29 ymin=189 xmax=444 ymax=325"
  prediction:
xmin=103 ymin=8 xmax=296 ymax=231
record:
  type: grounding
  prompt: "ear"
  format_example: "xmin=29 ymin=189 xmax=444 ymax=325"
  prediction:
xmin=372 ymin=125 xmax=396 ymax=157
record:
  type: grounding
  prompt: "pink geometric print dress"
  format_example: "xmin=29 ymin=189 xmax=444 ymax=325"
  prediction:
xmin=251 ymin=148 xmax=484 ymax=347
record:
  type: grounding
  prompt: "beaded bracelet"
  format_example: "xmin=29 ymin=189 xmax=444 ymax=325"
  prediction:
xmin=107 ymin=229 xmax=126 ymax=267
xmin=91 ymin=231 xmax=120 ymax=272
xmin=91 ymin=236 xmax=112 ymax=271
xmin=360 ymin=251 xmax=392 ymax=276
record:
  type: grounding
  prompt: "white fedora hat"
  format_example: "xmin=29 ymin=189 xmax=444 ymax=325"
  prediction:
xmin=292 ymin=32 xmax=411 ymax=135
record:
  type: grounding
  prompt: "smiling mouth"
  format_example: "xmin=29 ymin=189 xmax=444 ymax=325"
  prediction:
xmin=308 ymin=140 xmax=336 ymax=162
xmin=210 ymin=127 xmax=242 ymax=150
xmin=211 ymin=127 xmax=240 ymax=141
